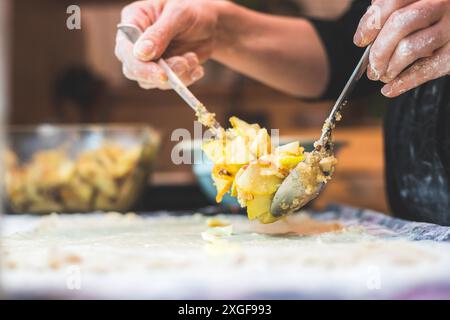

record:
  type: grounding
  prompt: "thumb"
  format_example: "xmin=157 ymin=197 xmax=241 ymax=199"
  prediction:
xmin=133 ymin=13 xmax=178 ymax=62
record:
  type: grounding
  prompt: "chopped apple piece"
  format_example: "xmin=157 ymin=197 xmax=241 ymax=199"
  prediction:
xmin=278 ymin=154 xmax=305 ymax=170
xmin=276 ymin=141 xmax=304 ymax=156
xmin=250 ymin=129 xmax=271 ymax=158
xmin=247 ymin=194 xmax=278 ymax=224
xmin=211 ymin=164 xmax=243 ymax=202
xmin=235 ymin=163 xmax=282 ymax=195
xmin=225 ymin=135 xmax=253 ymax=164
xmin=206 ymin=217 xmax=231 ymax=227
xmin=212 ymin=164 xmax=241 ymax=179
xmin=202 ymin=139 xmax=225 ymax=164
xmin=229 ymin=117 xmax=260 ymax=137
xmin=201 ymin=117 xmax=316 ymax=224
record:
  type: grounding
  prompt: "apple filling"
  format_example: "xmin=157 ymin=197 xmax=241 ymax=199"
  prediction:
xmin=202 ymin=117 xmax=307 ymax=224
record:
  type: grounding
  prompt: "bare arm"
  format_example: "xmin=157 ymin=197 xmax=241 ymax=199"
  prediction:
xmin=115 ymin=0 xmax=329 ymax=98
xmin=212 ymin=2 xmax=328 ymax=98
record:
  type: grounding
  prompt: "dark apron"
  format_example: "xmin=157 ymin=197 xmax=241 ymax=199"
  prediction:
xmin=384 ymin=76 xmax=450 ymax=226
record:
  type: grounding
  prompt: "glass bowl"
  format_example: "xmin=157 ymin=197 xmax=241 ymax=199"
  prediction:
xmin=4 ymin=124 xmax=160 ymax=214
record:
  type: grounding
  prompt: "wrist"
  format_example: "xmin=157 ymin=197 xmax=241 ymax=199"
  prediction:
xmin=211 ymin=0 xmax=241 ymax=61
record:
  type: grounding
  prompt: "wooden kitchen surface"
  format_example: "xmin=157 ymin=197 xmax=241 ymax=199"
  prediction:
xmin=286 ymin=125 xmax=389 ymax=214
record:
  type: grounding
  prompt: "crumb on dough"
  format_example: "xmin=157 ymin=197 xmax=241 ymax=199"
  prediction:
xmin=201 ymin=225 xmax=233 ymax=243
xmin=206 ymin=217 xmax=231 ymax=228
xmin=65 ymin=254 xmax=83 ymax=265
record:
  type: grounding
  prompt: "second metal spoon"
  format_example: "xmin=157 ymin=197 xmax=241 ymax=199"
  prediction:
xmin=270 ymin=44 xmax=372 ymax=217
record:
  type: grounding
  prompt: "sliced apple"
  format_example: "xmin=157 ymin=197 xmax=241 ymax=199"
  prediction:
xmin=235 ymin=163 xmax=282 ymax=195
xmin=212 ymin=164 xmax=243 ymax=202
xmin=246 ymin=194 xmax=278 ymax=224
xmin=250 ymin=128 xmax=271 ymax=158
xmin=212 ymin=164 xmax=241 ymax=180
xmin=229 ymin=117 xmax=260 ymax=140
xmin=230 ymin=165 xmax=246 ymax=197
xmin=225 ymin=135 xmax=253 ymax=164
xmin=202 ymin=139 xmax=225 ymax=164
xmin=258 ymin=212 xmax=279 ymax=224
xmin=278 ymin=154 xmax=305 ymax=170
xmin=213 ymin=175 xmax=233 ymax=203
xmin=276 ymin=141 xmax=305 ymax=156
xmin=229 ymin=116 xmax=260 ymax=132
xmin=204 ymin=116 xmax=307 ymax=224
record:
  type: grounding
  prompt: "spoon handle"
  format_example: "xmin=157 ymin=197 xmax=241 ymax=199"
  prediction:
xmin=157 ymin=59 xmax=223 ymax=134
xmin=157 ymin=59 xmax=202 ymax=111
xmin=318 ymin=44 xmax=372 ymax=149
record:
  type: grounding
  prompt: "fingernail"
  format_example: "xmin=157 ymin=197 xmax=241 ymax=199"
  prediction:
xmin=172 ymin=62 xmax=186 ymax=74
xmin=134 ymin=40 xmax=156 ymax=61
xmin=354 ymin=31 xmax=362 ymax=46
xmin=367 ymin=66 xmax=376 ymax=81
xmin=191 ymin=68 xmax=204 ymax=81
xmin=381 ymin=84 xmax=393 ymax=97
xmin=370 ymin=64 xmax=380 ymax=81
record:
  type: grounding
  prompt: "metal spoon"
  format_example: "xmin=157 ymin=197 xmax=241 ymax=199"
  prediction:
xmin=270 ymin=44 xmax=372 ymax=217
xmin=117 ymin=24 xmax=223 ymax=136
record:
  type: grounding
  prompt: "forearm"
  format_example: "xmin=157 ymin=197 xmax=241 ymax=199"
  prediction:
xmin=212 ymin=1 xmax=329 ymax=98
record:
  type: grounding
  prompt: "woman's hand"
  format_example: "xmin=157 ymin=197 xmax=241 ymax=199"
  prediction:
xmin=115 ymin=1 xmax=328 ymax=98
xmin=354 ymin=0 xmax=450 ymax=97
xmin=115 ymin=0 xmax=222 ymax=90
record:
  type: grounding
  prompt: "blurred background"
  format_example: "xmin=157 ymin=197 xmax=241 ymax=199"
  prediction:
xmin=2 ymin=0 xmax=389 ymax=214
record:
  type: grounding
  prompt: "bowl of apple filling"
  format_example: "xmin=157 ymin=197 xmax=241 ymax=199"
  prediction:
xmin=186 ymin=117 xmax=345 ymax=224
xmin=3 ymin=124 xmax=160 ymax=214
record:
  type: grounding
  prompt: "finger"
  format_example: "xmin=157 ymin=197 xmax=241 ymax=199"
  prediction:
xmin=137 ymin=55 xmax=203 ymax=90
xmin=115 ymin=31 xmax=133 ymax=62
xmin=183 ymin=52 xmax=200 ymax=69
xmin=382 ymin=20 xmax=450 ymax=82
xmin=157 ymin=65 xmax=205 ymax=90
xmin=124 ymin=53 xmax=167 ymax=82
xmin=138 ymin=81 xmax=157 ymax=90
xmin=122 ymin=65 xmax=138 ymax=81
xmin=123 ymin=66 xmax=162 ymax=88
xmin=120 ymin=1 xmax=153 ymax=33
xmin=133 ymin=5 xmax=186 ymax=61
xmin=123 ymin=58 xmax=168 ymax=88
xmin=157 ymin=53 xmax=201 ymax=89
xmin=166 ymin=53 xmax=202 ymax=77
xmin=119 ymin=2 xmax=183 ymax=89
xmin=189 ymin=65 xmax=205 ymax=83
xmin=354 ymin=0 xmax=418 ymax=47
xmin=165 ymin=56 xmax=191 ymax=77
xmin=116 ymin=24 xmax=169 ymax=85
xmin=369 ymin=0 xmax=445 ymax=80
xmin=381 ymin=43 xmax=450 ymax=97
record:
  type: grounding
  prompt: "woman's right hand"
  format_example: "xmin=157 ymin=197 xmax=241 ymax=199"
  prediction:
xmin=115 ymin=0 xmax=223 ymax=90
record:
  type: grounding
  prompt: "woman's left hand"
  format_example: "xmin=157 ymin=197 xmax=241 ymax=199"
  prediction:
xmin=354 ymin=0 xmax=450 ymax=98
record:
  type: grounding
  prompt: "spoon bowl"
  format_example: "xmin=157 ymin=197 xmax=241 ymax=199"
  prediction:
xmin=270 ymin=168 xmax=324 ymax=217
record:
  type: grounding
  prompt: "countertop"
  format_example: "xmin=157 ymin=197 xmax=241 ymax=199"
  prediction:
xmin=2 ymin=206 xmax=450 ymax=299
